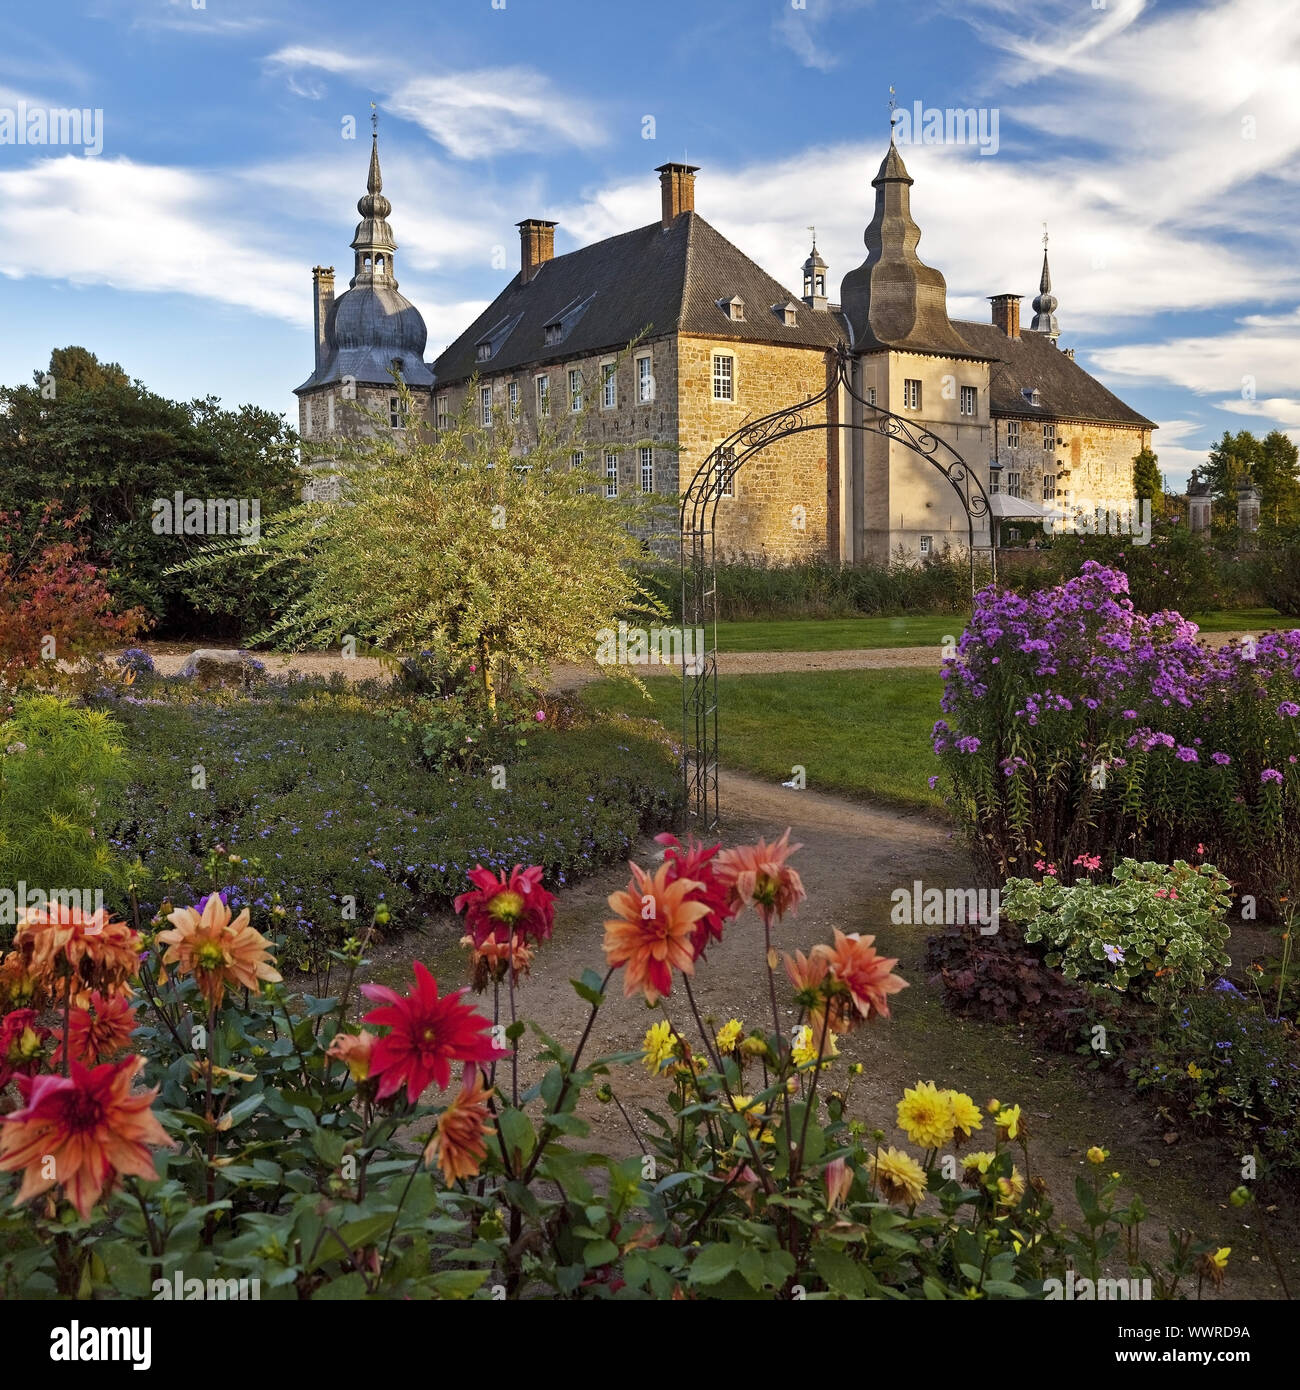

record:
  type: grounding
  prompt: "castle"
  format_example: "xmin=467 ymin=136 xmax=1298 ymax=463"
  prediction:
xmin=295 ymin=134 xmax=1155 ymax=563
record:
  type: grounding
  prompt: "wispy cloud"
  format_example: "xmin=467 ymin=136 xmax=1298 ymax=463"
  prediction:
xmin=264 ymin=46 xmax=606 ymax=160
xmin=772 ymin=0 xmax=875 ymax=72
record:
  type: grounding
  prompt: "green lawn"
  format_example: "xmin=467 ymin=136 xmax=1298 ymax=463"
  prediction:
xmin=710 ymin=608 xmax=1289 ymax=652
xmin=585 ymin=669 xmax=943 ymax=809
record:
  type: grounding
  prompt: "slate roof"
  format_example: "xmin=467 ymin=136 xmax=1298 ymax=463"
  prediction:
xmin=432 ymin=212 xmax=842 ymax=387
xmin=954 ymin=320 xmax=1156 ymax=428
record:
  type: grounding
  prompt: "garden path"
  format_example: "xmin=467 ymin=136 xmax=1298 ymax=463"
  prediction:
xmin=374 ymin=767 xmax=1291 ymax=1300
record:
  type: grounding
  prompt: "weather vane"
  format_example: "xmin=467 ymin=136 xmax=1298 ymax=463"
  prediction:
xmin=807 ymin=224 xmax=816 ymax=246
xmin=371 ymin=102 xmax=378 ymax=137
xmin=1042 ymin=221 xmax=1049 ymax=250
xmin=889 ymin=84 xmax=897 ymax=131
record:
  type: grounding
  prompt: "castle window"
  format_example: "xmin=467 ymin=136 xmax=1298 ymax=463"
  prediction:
xmin=569 ymin=369 xmax=582 ymax=412
xmin=535 ymin=373 xmax=550 ymax=416
xmin=816 ymin=274 xmax=825 ymax=295
xmin=903 ymin=378 xmax=922 ymax=411
xmin=1044 ymin=423 xmax=1056 ymax=452
xmin=920 ymin=535 xmax=932 ymax=555
xmin=436 ymin=396 xmax=449 ymax=431
xmin=989 ymin=472 xmax=1000 ymax=495
xmin=543 ymin=322 xmax=563 ymax=346
xmin=1006 ymin=420 xmax=1020 ymax=449
xmin=605 ymin=450 xmax=619 ymax=498
xmin=640 ymin=446 xmax=654 ymax=493
xmin=712 ymin=353 xmax=734 ymax=402
xmin=1007 ymin=471 xmax=1022 ymax=499
xmin=866 ymin=386 xmax=877 ymax=407
xmin=636 ymin=353 xmax=654 ymax=403
xmin=508 ymin=381 xmax=519 ymax=420
xmin=1021 ymin=387 xmax=1042 ymax=408
xmin=480 ymin=385 xmax=492 ymax=428
xmin=389 ymin=395 xmax=407 ymax=430
xmin=960 ymin=385 xmax=977 ymax=416
xmin=375 ymin=255 xmax=385 ymax=274
xmin=570 ymin=449 xmax=584 ymax=470
xmin=476 ymin=343 xmax=492 ymax=362
xmin=326 ymin=394 xmax=335 ymax=432
xmin=602 ymin=361 xmax=617 ymax=409
xmin=1043 ymin=473 xmax=1057 ymax=501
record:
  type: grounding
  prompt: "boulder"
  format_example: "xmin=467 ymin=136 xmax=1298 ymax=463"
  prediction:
xmin=177 ymin=649 xmax=265 ymax=690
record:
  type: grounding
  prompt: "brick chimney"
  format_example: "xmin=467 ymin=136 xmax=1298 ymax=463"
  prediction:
xmin=656 ymin=162 xmax=699 ymax=227
xmin=989 ymin=294 xmax=1022 ymax=340
xmin=312 ymin=266 xmax=335 ymax=372
xmin=517 ymin=219 xmax=557 ymax=284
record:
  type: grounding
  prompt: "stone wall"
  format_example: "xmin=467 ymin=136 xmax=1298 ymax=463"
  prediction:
xmin=676 ymin=335 xmax=832 ymax=563
xmin=297 ymin=383 xmax=432 ymax=446
xmin=993 ymin=416 xmax=1152 ymax=515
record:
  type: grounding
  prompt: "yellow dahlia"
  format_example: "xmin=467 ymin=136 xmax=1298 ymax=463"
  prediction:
xmin=897 ymin=1081 xmax=955 ymax=1149
xmin=641 ymin=1020 xmax=677 ymax=1075
xmin=714 ymin=1018 xmax=743 ymax=1054
xmin=868 ymin=1146 xmax=927 ymax=1207
xmin=994 ymin=1103 xmax=1025 ymax=1143
xmin=945 ymin=1090 xmax=983 ymax=1143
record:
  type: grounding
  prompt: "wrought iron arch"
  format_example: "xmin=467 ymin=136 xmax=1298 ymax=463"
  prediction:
xmin=679 ymin=343 xmax=996 ymax=828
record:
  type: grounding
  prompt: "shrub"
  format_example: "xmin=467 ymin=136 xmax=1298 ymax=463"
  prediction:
xmin=0 ymin=697 xmax=131 ymax=932
xmin=0 ymin=839 xmax=1229 ymax=1300
xmin=1131 ymin=984 xmax=1300 ymax=1180
xmin=933 ymin=562 xmax=1300 ymax=912
xmin=1000 ymin=860 xmax=1232 ymax=999
xmin=0 ymin=507 xmax=144 ymax=690
xmin=1251 ymin=531 xmax=1300 ymax=617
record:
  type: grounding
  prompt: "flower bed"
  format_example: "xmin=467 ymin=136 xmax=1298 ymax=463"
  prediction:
xmin=0 ymin=840 xmax=1242 ymax=1300
xmin=934 ymin=562 xmax=1300 ymax=911
xmin=92 ymin=678 xmax=679 ymax=966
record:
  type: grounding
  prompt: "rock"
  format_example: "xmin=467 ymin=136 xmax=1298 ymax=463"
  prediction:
xmin=176 ymin=649 xmax=265 ymax=690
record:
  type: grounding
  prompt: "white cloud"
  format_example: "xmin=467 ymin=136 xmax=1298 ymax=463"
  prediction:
xmin=0 ymin=155 xmax=304 ymax=322
xmin=265 ymin=47 xmax=606 ymax=160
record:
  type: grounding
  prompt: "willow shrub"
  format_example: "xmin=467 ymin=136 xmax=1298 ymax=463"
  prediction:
xmin=934 ymin=563 xmax=1300 ymax=912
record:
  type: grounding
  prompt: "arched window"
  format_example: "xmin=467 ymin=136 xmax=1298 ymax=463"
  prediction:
xmin=364 ymin=254 xmax=372 ymax=270
xmin=375 ymin=255 xmax=385 ymax=274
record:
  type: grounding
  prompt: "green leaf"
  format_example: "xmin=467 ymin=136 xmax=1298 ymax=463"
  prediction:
xmin=497 ymin=1107 xmax=535 ymax=1166
xmin=570 ymin=975 xmax=606 ymax=1008
xmin=811 ymin=1243 xmax=866 ymax=1298
xmin=430 ymin=1269 xmax=490 ymax=1299
xmin=688 ymin=1243 xmax=739 ymax=1286
xmin=583 ymin=1239 xmax=619 ymax=1269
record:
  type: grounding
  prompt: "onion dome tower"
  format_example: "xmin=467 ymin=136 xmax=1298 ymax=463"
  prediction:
xmin=1030 ymin=233 xmax=1060 ymax=344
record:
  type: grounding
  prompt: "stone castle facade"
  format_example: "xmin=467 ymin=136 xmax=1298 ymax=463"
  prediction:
xmin=296 ymin=137 xmax=1155 ymax=562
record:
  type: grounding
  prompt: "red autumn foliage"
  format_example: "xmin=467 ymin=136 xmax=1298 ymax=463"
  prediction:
xmin=0 ymin=505 xmax=144 ymax=687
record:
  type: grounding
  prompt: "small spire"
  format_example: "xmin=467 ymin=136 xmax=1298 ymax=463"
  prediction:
xmin=1030 ymin=229 xmax=1060 ymax=344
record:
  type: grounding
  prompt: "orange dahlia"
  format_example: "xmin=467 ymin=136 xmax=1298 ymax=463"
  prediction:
xmin=156 ymin=894 xmax=281 ymax=1010
xmin=0 ymin=951 xmax=44 ymax=1011
xmin=13 ymin=903 xmax=141 ymax=1001
xmin=424 ymin=1065 xmax=494 ymax=1186
xmin=0 ymin=1008 xmax=49 ymax=1086
xmin=602 ymin=860 xmax=711 ymax=1004
xmin=812 ymin=929 xmax=907 ymax=1024
xmin=327 ymin=1029 xmax=377 ymax=1084
xmin=0 ymin=1055 xmax=175 ymax=1221
xmin=714 ymin=830 xmax=805 ymax=922
xmin=461 ymin=931 xmax=534 ymax=993
xmin=55 ymin=991 xmax=136 ymax=1067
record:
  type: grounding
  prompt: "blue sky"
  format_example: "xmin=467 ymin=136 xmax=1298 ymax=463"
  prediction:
xmin=1 ymin=0 xmax=1297 ymax=488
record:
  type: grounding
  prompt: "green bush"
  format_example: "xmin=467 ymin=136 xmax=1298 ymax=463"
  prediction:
xmin=637 ymin=549 xmax=973 ymax=622
xmin=0 ymin=696 xmax=130 ymax=929
xmin=1250 ymin=531 xmax=1300 ymax=617
xmin=1001 ymin=860 xmax=1232 ymax=999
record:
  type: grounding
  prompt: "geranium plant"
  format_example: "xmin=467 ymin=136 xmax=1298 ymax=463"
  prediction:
xmin=1001 ymin=858 xmax=1232 ymax=998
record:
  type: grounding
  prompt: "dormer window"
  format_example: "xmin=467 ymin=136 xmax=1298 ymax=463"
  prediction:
xmin=1021 ymin=387 xmax=1042 ymax=408
xmin=774 ymin=301 xmax=799 ymax=328
xmin=543 ymin=322 xmax=563 ymax=346
xmin=719 ymin=296 xmax=745 ymax=322
xmin=476 ymin=342 xmax=492 ymax=362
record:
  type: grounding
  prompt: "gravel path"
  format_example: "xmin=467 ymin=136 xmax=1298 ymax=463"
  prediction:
xmin=136 ymin=630 xmax=1260 ymax=690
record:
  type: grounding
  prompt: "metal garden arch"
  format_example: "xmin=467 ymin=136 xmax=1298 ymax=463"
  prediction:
xmin=679 ymin=343 xmax=996 ymax=829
